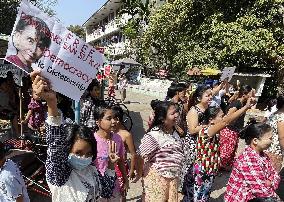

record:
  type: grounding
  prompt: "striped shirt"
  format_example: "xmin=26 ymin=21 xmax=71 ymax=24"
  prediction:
xmin=138 ymin=128 xmax=184 ymax=178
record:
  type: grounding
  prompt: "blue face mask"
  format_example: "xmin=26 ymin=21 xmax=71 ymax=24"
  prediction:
xmin=67 ymin=154 xmax=92 ymax=170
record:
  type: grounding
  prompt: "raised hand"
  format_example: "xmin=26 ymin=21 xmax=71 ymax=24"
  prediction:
xmin=30 ymin=71 xmax=56 ymax=103
xmin=108 ymin=140 xmax=120 ymax=164
xmin=246 ymin=97 xmax=257 ymax=109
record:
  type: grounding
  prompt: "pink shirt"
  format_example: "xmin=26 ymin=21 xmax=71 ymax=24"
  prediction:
xmin=94 ymin=132 xmax=125 ymax=194
xmin=225 ymin=146 xmax=280 ymax=202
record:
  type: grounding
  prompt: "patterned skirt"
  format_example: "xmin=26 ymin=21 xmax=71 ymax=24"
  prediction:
xmin=219 ymin=127 xmax=239 ymax=168
xmin=115 ymin=160 xmax=129 ymax=195
xmin=143 ymin=167 xmax=179 ymax=202
xmin=180 ymin=134 xmax=198 ymax=192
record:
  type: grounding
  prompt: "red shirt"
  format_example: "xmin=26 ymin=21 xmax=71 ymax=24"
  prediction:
xmin=225 ymin=146 xmax=280 ymax=202
xmin=6 ymin=55 xmax=32 ymax=73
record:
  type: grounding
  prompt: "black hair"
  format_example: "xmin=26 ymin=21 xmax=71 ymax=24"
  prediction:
xmin=93 ymin=102 xmax=113 ymax=131
xmin=176 ymin=83 xmax=187 ymax=92
xmin=166 ymin=83 xmax=177 ymax=100
xmin=0 ymin=142 xmax=6 ymax=160
xmin=192 ymin=84 xmax=211 ymax=104
xmin=112 ymin=105 xmax=124 ymax=122
xmin=276 ymin=95 xmax=284 ymax=110
xmin=150 ymin=99 xmax=160 ymax=110
xmin=15 ymin=14 xmax=51 ymax=49
xmin=65 ymin=124 xmax=97 ymax=161
xmin=86 ymin=79 xmax=101 ymax=100
xmin=87 ymin=79 xmax=100 ymax=94
xmin=267 ymin=98 xmax=277 ymax=111
xmin=238 ymin=85 xmax=252 ymax=98
xmin=147 ymin=101 xmax=176 ymax=132
xmin=203 ymin=106 xmax=222 ymax=124
xmin=0 ymin=78 xmax=7 ymax=86
xmin=6 ymin=71 xmax=13 ymax=78
xmin=240 ymin=122 xmax=272 ymax=145
xmin=248 ymin=197 xmax=279 ymax=202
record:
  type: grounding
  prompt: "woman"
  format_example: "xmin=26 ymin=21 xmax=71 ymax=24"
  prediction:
xmin=169 ymin=82 xmax=189 ymax=137
xmin=265 ymin=95 xmax=284 ymax=172
xmin=225 ymin=123 xmax=280 ymax=202
xmin=137 ymin=101 xmax=184 ymax=201
xmin=181 ymin=85 xmax=212 ymax=200
xmin=6 ymin=14 xmax=51 ymax=73
xmin=192 ymin=98 xmax=253 ymax=201
xmin=219 ymin=85 xmax=253 ymax=170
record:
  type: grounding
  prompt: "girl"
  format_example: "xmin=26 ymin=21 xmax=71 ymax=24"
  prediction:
xmin=112 ymin=105 xmax=137 ymax=201
xmin=182 ymin=85 xmax=212 ymax=199
xmin=31 ymin=71 xmax=118 ymax=202
xmin=93 ymin=102 xmax=129 ymax=201
xmin=22 ymin=89 xmax=45 ymax=131
xmin=265 ymin=95 xmax=284 ymax=172
xmin=0 ymin=141 xmax=30 ymax=202
xmin=191 ymin=98 xmax=253 ymax=202
xmin=225 ymin=123 xmax=280 ymax=202
xmin=138 ymin=101 xmax=184 ymax=202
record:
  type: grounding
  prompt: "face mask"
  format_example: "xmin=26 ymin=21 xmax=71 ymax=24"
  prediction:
xmin=67 ymin=154 xmax=92 ymax=170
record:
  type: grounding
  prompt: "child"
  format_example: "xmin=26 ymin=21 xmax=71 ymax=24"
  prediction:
xmin=0 ymin=141 xmax=30 ymax=202
xmin=225 ymin=122 xmax=280 ymax=202
xmin=188 ymin=98 xmax=253 ymax=202
xmin=31 ymin=71 xmax=119 ymax=202
xmin=112 ymin=105 xmax=138 ymax=201
xmin=22 ymin=89 xmax=45 ymax=131
xmin=93 ymin=102 xmax=129 ymax=201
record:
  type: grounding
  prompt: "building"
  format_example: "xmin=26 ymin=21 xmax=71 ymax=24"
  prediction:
xmin=83 ymin=0 xmax=172 ymax=59
xmin=83 ymin=0 xmax=131 ymax=58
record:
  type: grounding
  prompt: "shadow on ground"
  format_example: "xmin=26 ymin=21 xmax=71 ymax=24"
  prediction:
xmin=129 ymin=111 xmax=145 ymax=148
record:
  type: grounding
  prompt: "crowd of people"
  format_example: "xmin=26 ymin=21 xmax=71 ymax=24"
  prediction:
xmin=0 ymin=70 xmax=284 ymax=202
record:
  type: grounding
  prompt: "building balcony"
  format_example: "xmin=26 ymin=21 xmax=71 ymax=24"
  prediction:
xmin=86 ymin=14 xmax=131 ymax=43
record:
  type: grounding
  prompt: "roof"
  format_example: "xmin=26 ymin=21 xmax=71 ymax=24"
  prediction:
xmin=233 ymin=72 xmax=271 ymax=77
xmin=82 ymin=0 xmax=122 ymax=27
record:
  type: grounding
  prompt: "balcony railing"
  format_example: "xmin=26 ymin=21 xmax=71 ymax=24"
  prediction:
xmin=86 ymin=14 xmax=131 ymax=43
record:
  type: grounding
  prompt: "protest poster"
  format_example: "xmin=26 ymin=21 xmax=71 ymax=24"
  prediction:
xmin=0 ymin=64 xmax=24 ymax=86
xmin=104 ymin=65 xmax=112 ymax=77
xmin=220 ymin=67 xmax=236 ymax=82
xmin=4 ymin=0 xmax=104 ymax=101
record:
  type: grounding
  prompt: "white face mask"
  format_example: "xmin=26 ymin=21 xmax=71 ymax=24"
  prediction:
xmin=67 ymin=154 xmax=92 ymax=170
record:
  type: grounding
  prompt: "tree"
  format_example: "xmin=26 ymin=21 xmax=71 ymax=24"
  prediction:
xmin=0 ymin=0 xmax=57 ymax=35
xmin=67 ymin=25 xmax=86 ymax=41
xmin=141 ymin=0 xmax=284 ymax=91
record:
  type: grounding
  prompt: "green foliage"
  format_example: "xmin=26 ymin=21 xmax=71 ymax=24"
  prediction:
xmin=0 ymin=0 xmax=57 ymax=35
xmin=141 ymin=0 xmax=284 ymax=75
xmin=67 ymin=25 xmax=86 ymax=41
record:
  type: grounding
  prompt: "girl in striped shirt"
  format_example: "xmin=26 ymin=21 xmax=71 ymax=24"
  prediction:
xmin=137 ymin=101 xmax=185 ymax=202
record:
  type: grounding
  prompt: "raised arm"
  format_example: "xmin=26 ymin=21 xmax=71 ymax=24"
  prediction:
xmin=31 ymin=71 xmax=71 ymax=186
xmin=207 ymin=98 xmax=253 ymax=137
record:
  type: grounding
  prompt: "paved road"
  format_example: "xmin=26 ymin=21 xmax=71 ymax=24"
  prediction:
xmin=4 ymin=89 xmax=246 ymax=201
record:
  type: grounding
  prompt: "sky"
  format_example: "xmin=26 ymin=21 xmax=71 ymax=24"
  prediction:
xmin=54 ymin=0 xmax=107 ymax=26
